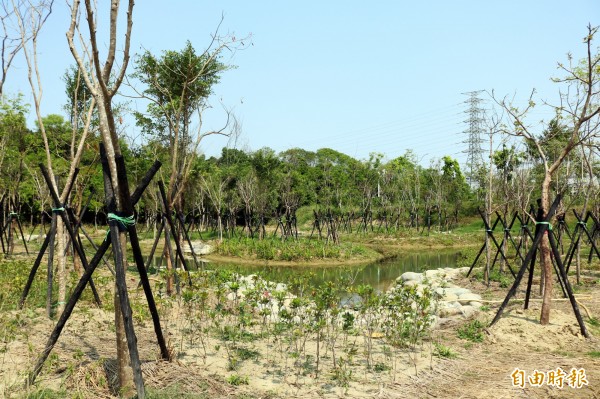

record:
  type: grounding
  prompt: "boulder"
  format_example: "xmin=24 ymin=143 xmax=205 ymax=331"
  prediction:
xmin=439 ymin=305 xmax=462 ymax=318
xmin=442 ymin=293 xmax=459 ymax=302
xmin=184 ymin=241 xmax=213 ymax=255
xmin=435 ymin=287 xmax=470 ymax=298
xmin=460 ymin=305 xmax=477 ymax=318
xmin=399 ymin=271 xmax=423 ymax=282
xmin=457 ymin=293 xmax=482 ymax=304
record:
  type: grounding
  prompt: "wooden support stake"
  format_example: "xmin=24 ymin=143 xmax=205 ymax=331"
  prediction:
xmin=115 ymin=155 xmax=170 ymax=360
xmin=39 ymin=165 xmax=102 ymax=307
xmin=28 ymin=159 xmax=160 ymax=386
xmin=490 ymin=195 xmax=562 ymax=328
xmin=158 ymin=181 xmax=191 ymax=281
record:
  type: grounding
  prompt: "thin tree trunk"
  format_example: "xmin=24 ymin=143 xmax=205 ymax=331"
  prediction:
xmin=56 ymin=217 xmax=67 ymax=315
xmin=540 ymin=176 xmax=553 ymax=325
xmin=115 ymin=233 xmax=133 ymax=396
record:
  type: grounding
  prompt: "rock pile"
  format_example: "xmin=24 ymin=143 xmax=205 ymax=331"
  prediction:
xmin=184 ymin=241 xmax=213 ymax=255
xmin=397 ymin=267 xmax=482 ymax=327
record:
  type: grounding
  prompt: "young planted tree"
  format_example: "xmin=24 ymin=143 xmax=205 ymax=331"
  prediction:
xmin=66 ymin=0 xmax=143 ymax=395
xmin=494 ymin=25 xmax=600 ymax=324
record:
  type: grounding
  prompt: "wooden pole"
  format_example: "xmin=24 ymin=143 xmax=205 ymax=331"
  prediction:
xmin=114 ymin=155 xmax=170 ymax=360
xmin=158 ymin=181 xmax=191 ymax=279
xmin=28 ymin=161 xmax=160 ymax=385
xmin=490 ymin=195 xmax=562 ymax=328
xmin=39 ymin=165 xmax=102 ymax=307
xmin=45 ymin=215 xmax=58 ymax=317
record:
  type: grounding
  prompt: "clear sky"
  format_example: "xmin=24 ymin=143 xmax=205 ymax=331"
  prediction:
xmin=4 ymin=1 xmax=599 ymax=166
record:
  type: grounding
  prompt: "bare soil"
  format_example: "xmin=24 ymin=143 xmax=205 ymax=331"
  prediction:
xmin=1 ymin=258 xmax=599 ymax=398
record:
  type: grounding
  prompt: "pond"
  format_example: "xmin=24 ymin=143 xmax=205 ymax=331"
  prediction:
xmin=181 ymin=250 xmax=462 ymax=291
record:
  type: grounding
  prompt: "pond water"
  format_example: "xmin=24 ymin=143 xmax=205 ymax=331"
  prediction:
xmin=182 ymin=250 xmax=461 ymax=291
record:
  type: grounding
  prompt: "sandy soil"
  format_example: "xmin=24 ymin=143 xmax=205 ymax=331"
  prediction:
xmin=1 ymin=267 xmax=599 ymax=398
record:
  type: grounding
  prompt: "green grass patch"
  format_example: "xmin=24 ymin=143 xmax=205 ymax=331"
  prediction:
xmin=226 ymin=374 xmax=249 ymax=386
xmin=457 ymin=319 xmax=485 ymax=343
xmin=216 ymin=237 xmax=378 ymax=262
xmin=433 ymin=343 xmax=458 ymax=358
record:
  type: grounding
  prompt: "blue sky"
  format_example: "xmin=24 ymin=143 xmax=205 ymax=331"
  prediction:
xmin=4 ymin=1 xmax=599 ymax=166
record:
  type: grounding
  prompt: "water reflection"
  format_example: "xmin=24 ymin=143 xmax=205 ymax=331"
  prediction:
xmin=183 ymin=251 xmax=460 ymax=291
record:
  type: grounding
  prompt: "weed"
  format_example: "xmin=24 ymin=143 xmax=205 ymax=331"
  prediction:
xmin=236 ymin=346 xmax=260 ymax=361
xmin=373 ymin=362 xmax=390 ymax=372
xmin=330 ymin=357 xmax=353 ymax=389
xmin=433 ymin=343 xmax=457 ymax=359
xmin=457 ymin=319 xmax=485 ymax=343
xmin=226 ymin=374 xmax=249 ymax=386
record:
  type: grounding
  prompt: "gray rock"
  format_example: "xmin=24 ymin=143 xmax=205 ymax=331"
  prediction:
xmin=424 ymin=269 xmax=442 ymax=279
xmin=443 ymin=293 xmax=459 ymax=302
xmin=436 ymin=287 xmax=470 ymax=297
xmin=184 ymin=241 xmax=213 ymax=255
xmin=399 ymin=271 xmax=423 ymax=282
xmin=402 ymin=279 xmax=420 ymax=287
xmin=460 ymin=305 xmax=477 ymax=318
xmin=439 ymin=306 xmax=462 ymax=318
xmin=458 ymin=293 xmax=482 ymax=304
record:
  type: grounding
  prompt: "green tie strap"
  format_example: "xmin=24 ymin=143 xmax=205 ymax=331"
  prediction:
xmin=535 ymin=221 xmax=553 ymax=231
xmin=107 ymin=213 xmax=136 ymax=229
xmin=104 ymin=213 xmax=136 ymax=241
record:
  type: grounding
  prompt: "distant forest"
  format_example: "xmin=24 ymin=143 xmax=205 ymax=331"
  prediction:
xmin=1 ymin=93 xmax=597 ymax=240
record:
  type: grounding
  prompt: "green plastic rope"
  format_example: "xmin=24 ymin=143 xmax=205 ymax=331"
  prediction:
xmin=104 ymin=213 xmax=136 ymax=241
xmin=9 ymin=212 xmax=18 ymax=216
xmin=51 ymin=207 xmax=65 ymax=213
xmin=535 ymin=221 xmax=553 ymax=230
xmin=107 ymin=213 xmax=136 ymax=228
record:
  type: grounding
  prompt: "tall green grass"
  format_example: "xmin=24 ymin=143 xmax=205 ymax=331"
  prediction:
xmin=216 ymin=237 xmax=377 ymax=262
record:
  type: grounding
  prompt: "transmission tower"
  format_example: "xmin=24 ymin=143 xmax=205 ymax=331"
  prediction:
xmin=462 ymin=90 xmax=485 ymax=188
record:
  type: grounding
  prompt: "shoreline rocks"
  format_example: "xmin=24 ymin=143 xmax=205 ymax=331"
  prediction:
xmin=396 ymin=267 xmax=481 ymax=327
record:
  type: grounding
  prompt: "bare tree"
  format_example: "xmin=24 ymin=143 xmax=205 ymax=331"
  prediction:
xmin=493 ymin=25 xmax=600 ymax=325
xmin=0 ymin=0 xmax=28 ymax=96
xmin=66 ymin=0 xmax=140 ymax=396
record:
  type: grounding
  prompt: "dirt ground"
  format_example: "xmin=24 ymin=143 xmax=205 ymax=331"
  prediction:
xmin=1 ymin=266 xmax=599 ymax=398
xmin=390 ymin=272 xmax=600 ymax=399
